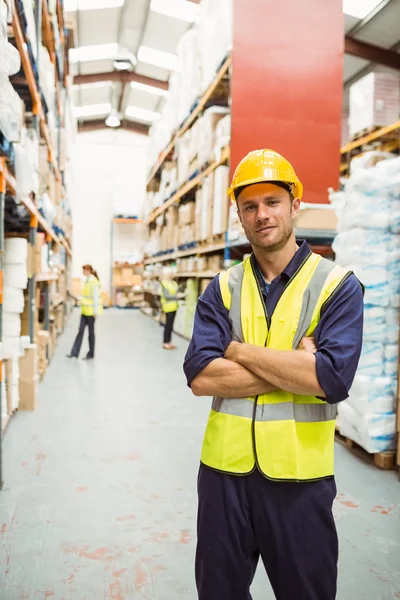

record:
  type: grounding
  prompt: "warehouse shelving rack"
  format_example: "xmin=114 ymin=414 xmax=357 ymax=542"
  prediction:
xmin=340 ymin=120 xmax=400 ymax=175
xmin=0 ymin=0 xmax=72 ymax=487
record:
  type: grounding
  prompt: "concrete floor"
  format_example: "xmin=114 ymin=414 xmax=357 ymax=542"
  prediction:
xmin=0 ymin=309 xmax=399 ymax=600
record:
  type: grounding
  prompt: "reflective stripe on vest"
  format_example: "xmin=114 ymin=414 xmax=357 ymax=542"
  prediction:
xmin=212 ymin=398 xmax=337 ymax=422
xmin=200 ymin=252 xmax=352 ymax=481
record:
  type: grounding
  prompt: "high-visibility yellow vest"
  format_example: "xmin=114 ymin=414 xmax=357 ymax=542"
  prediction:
xmin=201 ymin=252 xmax=352 ymax=481
xmin=81 ymin=277 xmax=103 ymax=317
xmin=160 ymin=280 xmax=179 ymax=313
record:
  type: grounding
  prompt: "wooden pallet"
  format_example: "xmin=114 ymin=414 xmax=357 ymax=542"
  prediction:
xmin=335 ymin=429 xmax=395 ymax=470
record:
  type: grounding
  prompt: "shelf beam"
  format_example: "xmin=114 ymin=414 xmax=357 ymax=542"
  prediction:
xmin=345 ymin=36 xmax=400 ymax=72
xmin=340 ymin=119 xmax=400 ymax=154
xmin=73 ymin=70 xmax=168 ymax=90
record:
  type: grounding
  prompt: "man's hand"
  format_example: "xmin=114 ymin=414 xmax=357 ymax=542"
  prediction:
xmin=298 ymin=336 xmax=317 ymax=354
xmin=226 ymin=337 xmax=316 ymax=362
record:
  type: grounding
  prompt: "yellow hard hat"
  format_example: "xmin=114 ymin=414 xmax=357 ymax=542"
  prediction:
xmin=227 ymin=149 xmax=303 ymax=202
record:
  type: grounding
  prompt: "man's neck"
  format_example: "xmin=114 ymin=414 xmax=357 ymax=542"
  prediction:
xmin=252 ymin=236 xmax=298 ymax=283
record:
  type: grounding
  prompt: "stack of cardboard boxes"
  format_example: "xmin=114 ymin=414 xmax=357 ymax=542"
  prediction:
xmin=177 ymin=202 xmax=196 ymax=247
xmin=19 ymin=344 xmax=39 ymax=410
xmin=37 ymin=330 xmax=49 ymax=378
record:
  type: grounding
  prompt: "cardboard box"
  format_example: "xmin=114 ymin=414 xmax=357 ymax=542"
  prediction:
xmin=208 ymin=255 xmax=223 ymax=273
xmin=19 ymin=345 xmax=38 ymax=381
xmin=121 ymin=267 xmax=134 ymax=282
xmin=294 ymin=206 xmax=338 ymax=231
xmin=38 ymin=330 xmax=50 ymax=348
xmin=200 ymin=278 xmax=213 ymax=295
xmin=19 ymin=377 xmax=39 ymax=411
xmin=199 ymin=174 xmax=214 ymax=241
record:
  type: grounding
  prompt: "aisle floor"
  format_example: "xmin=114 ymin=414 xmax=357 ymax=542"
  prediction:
xmin=0 ymin=309 xmax=399 ymax=600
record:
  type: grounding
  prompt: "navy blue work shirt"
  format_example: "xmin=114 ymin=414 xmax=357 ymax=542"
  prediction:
xmin=183 ymin=241 xmax=364 ymax=404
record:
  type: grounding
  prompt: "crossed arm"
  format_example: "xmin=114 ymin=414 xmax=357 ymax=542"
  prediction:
xmin=191 ymin=337 xmax=325 ymax=399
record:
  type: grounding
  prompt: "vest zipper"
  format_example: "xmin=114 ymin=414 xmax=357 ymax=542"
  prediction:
xmin=249 ymin=250 xmax=314 ymax=480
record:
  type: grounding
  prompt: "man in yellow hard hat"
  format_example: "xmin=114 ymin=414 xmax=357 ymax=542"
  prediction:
xmin=184 ymin=149 xmax=364 ymax=600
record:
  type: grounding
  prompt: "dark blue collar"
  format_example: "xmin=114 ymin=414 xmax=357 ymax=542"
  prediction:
xmin=253 ymin=241 xmax=312 ymax=293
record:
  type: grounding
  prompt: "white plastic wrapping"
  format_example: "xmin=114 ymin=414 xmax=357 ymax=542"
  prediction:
xmin=3 ymin=313 xmax=21 ymax=338
xmin=348 ymin=374 xmax=396 ymax=415
xmin=4 ymin=264 xmax=28 ymax=289
xmin=3 ymin=286 xmax=25 ymax=313
xmin=338 ymin=402 xmax=396 ymax=454
xmin=4 ymin=238 xmax=28 ymax=265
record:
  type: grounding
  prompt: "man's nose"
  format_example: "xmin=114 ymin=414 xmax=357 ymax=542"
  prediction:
xmin=256 ymin=206 xmax=270 ymax=222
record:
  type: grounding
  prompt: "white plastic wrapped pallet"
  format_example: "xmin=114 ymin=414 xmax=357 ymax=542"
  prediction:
xmin=332 ymin=152 xmax=400 ymax=453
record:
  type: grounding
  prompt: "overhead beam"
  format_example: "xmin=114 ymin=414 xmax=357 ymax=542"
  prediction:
xmin=73 ymin=71 xmax=168 ymax=90
xmin=77 ymin=119 xmax=149 ymax=135
xmin=345 ymin=36 xmax=400 ymax=71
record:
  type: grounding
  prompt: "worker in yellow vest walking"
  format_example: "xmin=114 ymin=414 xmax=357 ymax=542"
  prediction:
xmin=68 ymin=264 xmax=103 ymax=360
xmin=184 ymin=150 xmax=364 ymax=600
xmin=160 ymin=267 xmax=179 ymax=350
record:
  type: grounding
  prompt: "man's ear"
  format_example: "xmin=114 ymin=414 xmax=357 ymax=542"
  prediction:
xmin=291 ymin=198 xmax=301 ymax=220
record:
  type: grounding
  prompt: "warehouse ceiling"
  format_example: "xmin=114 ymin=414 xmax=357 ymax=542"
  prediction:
xmin=67 ymin=0 xmax=400 ymax=133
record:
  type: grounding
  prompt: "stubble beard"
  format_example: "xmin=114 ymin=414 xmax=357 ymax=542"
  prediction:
xmin=245 ymin=222 xmax=294 ymax=253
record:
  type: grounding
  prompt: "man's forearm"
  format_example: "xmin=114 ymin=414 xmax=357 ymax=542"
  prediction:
xmin=191 ymin=358 xmax=277 ymax=398
xmin=231 ymin=345 xmax=325 ymax=397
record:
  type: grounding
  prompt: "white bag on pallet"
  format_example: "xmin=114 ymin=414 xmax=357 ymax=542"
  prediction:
xmin=338 ymin=402 xmax=396 ymax=454
xmin=348 ymin=374 xmax=396 ymax=415
xmin=357 ymin=342 xmax=384 ymax=377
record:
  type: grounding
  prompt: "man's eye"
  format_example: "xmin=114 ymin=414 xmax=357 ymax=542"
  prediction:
xmin=245 ymin=205 xmax=256 ymax=211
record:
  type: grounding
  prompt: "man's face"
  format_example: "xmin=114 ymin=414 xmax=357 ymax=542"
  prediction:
xmin=237 ymin=183 xmax=301 ymax=252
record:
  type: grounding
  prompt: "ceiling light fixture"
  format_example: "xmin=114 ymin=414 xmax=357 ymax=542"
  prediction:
xmin=69 ymin=43 xmax=119 ymax=63
xmin=105 ymin=109 xmax=122 ymax=128
xmin=137 ymin=46 xmax=179 ymax=71
xmin=125 ymin=105 xmax=161 ymax=123
xmin=150 ymin=0 xmax=199 ymax=23
xmin=73 ymin=102 xmax=112 ymax=118
xmin=65 ymin=0 xmax=124 ymax=12
xmin=113 ymin=49 xmax=137 ymax=71
xmin=342 ymin=0 xmax=382 ymax=19
xmin=130 ymin=81 xmax=170 ymax=97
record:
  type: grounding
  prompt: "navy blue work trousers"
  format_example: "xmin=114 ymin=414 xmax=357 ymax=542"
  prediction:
xmin=196 ymin=465 xmax=338 ymax=600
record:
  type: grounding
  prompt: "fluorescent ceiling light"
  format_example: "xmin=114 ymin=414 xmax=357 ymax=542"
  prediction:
xmin=150 ymin=0 xmax=199 ymax=23
xmin=130 ymin=81 xmax=170 ymax=97
xmin=106 ymin=110 xmax=121 ymax=128
xmin=65 ymin=0 xmax=124 ymax=12
xmin=72 ymin=81 xmax=112 ymax=90
xmin=137 ymin=46 xmax=179 ymax=71
xmin=126 ymin=105 xmax=161 ymax=122
xmin=69 ymin=43 xmax=118 ymax=63
xmin=74 ymin=102 xmax=111 ymax=118
xmin=343 ymin=0 xmax=382 ymax=19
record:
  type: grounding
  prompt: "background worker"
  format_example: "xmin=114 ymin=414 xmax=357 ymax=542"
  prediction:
xmin=184 ymin=149 xmax=364 ymax=600
xmin=67 ymin=264 xmax=102 ymax=360
xmin=160 ymin=267 xmax=179 ymax=350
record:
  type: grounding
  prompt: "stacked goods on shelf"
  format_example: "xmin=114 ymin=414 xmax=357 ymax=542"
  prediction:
xmin=113 ymin=266 xmax=144 ymax=308
xmin=332 ymin=152 xmax=400 ymax=454
xmin=37 ymin=330 xmax=49 ymax=378
xmin=349 ymin=71 xmax=400 ymax=139
xmin=147 ymin=0 xmax=232 ymax=170
xmin=3 ymin=238 xmax=29 ymax=412
xmin=0 ymin=1 xmax=23 ymax=144
xmin=1 ymin=363 xmax=7 ymax=431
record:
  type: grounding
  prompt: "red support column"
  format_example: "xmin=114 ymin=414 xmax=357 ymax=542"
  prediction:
xmin=231 ymin=0 xmax=344 ymax=204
